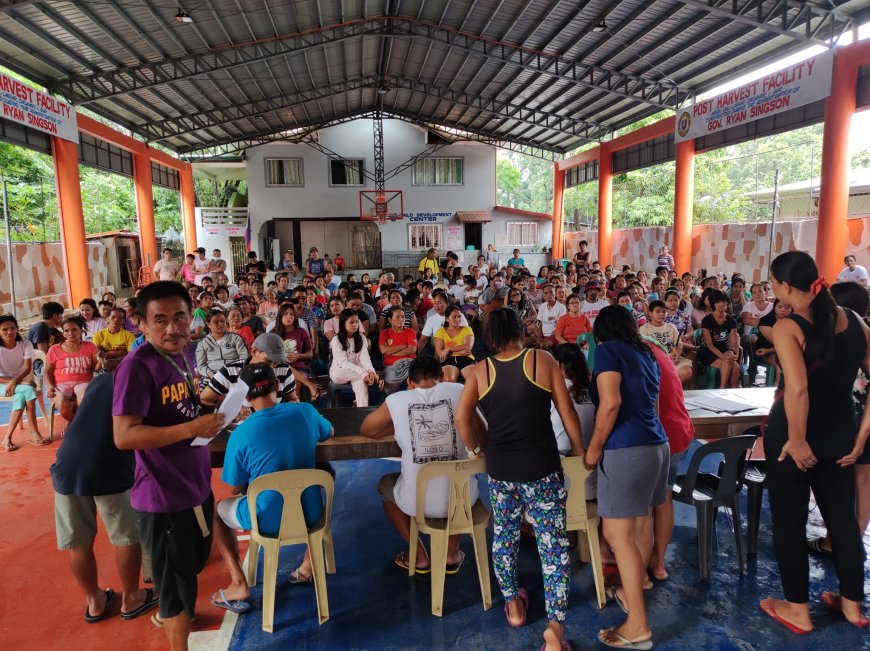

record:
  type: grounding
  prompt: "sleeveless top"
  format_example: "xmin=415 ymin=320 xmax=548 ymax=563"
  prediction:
xmin=479 ymin=349 xmax=561 ymax=482
xmin=766 ymin=309 xmax=866 ymax=459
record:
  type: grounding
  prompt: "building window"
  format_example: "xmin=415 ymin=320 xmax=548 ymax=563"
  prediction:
xmin=329 ymin=159 xmax=365 ymax=186
xmin=265 ymin=158 xmax=304 ymax=186
xmin=408 ymin=224 xmax=443 ymax=250
xmin=412 ymin=158 xmax=463 ymax=185
xmin=507 ymin=221 xmax=539 ymax=247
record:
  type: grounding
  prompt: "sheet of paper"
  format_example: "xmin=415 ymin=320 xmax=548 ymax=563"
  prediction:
xmin=191 ymin=380 xmax=248 ymax=446
xmin=689 ymin=396 xmax=757 ymax=414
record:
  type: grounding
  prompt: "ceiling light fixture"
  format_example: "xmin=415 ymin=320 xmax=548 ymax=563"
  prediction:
xmin=491 ymin=115 xmax=503 ymax=121
xmin=377 ymin=85 xmax=390 ymax=94
xmin=591 ymin=20 xmax=607 ymax=33
xmin=175 ymin=9 xmax=193 ymax=24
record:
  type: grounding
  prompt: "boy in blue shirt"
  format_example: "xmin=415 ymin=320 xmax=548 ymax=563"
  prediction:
xmin=210 ymin=363 xmax=333 ymax=613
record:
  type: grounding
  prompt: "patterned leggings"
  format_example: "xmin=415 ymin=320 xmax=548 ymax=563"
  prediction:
xmin=489 ymin=470 xmax=569 ymax=622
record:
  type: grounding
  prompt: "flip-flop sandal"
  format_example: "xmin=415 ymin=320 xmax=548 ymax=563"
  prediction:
xmin=210 ymin=589 xmax=251 ymax=613
xmin=27 ymin=437 xmax=49 ymax=446
xmin=288 ymin=568 xmax=315 ymax=584
xmin=504 ymin=588 xmax=528 ymax=628
xmin=120 ymin=588 xmax=159 ymax=620
xmin=539 ymin=641 xmax=572 ymax=651
xmin=445 ymin=550 xmax=465 ymax=575
xmin=393 ymin=551 xmax=430 ymax=574
xmin=807 ymin=537 xmax=833 ymax=557
xmin=759 ymin=599 xmax=812 ymax=635
xmin=821 ymin=592 xmax=870 ymax=628
xmin=3 ymin=441 xmax=18 ymax=452
xmin=151 ymin=613 xmax=196 ymax=628
xmin=597 ymin=627 xmax=653 ymax=649
xmin=85 ymin=588 xmax=116 ymax=623
xmin=606 ymin=586 xmax=629 ymax=615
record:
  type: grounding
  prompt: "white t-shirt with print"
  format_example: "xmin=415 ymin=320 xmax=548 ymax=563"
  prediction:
xmin=740 ymin=301 xmax=773 ymax=336
xmin=537 ymin=301 xmax=567 ymax=337
xmin=386 ymin=382 xmax=478 ymax=517
xmin=579 ymin=299 xmax=610 ymax=325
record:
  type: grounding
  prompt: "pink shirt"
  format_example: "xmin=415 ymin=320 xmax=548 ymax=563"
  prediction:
xmin=47 ymin=342 xmax=97 ymax=384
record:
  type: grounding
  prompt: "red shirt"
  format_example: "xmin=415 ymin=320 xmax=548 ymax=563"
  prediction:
xmin=554 ymin=313 xmax=592 ymax=343
xmin=379 ymin=327 xmax=416 ymax=366
xmin=416 ymin=298 xmax=434 ymax=321
xmin=646 ymin=342 xmax=693 ymax=454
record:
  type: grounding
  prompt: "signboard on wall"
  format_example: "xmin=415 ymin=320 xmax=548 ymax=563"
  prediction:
xmin=225 ymin=227 xmax=244 ymax=236
xmin=404 ymin=212 xmax=452 ymax=222
xmin=675 ymin=51 xmax=833 ymax=143
xmin=445 ymin=226 xmax=463 ymax=250
xmin=0 ymin=72 xmax=78 ymax=142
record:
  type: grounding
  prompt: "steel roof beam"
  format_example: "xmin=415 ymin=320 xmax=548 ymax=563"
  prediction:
xmin=677 ymin=0 xmax=853 ymax=47
xmin=55 ymin=17 xmax=690 ymax=110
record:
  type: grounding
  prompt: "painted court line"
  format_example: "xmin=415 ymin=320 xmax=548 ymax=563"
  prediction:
xmin=189 ymin=544 xmax=251 ymax=651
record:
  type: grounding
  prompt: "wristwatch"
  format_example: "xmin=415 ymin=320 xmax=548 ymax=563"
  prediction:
xmin=465 ymin=444 xmax=481 ymax=456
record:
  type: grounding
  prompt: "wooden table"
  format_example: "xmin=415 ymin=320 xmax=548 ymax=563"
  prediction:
xmin=209 ymin=388 xmax=776 ymax=467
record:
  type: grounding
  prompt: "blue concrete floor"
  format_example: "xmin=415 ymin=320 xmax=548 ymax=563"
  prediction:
xmin=227 ymin=450 xmax=870 ymax=651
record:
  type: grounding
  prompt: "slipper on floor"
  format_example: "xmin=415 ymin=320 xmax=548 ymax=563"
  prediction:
xmin=539 ymin=640 xmax=572 ymax=651
xmin=3 ymin=441 xmax=18 ymax=452
xmin=120 ymin=588 xmax=159 ymax=620
xmin=444 ymin=550 xmax=466 ymax=575
xmin=606 ymin=586 xmax=628 ymax=615
xmin=821 ymin=592 xmax=870 ymax=628
xmin=759 ymin=599 xmax=812 ymax=635
xmin=393 ymin=551 xmax=430 ymax=575
xmin=807 ymin=537 xmax=832 ymax=557
xmin=210 ymin=589 xmax=250 ymax=613
xmin=288 ymin=568 xmax=315 ymax=584
xmin=597 ymin=627 xmax=653 ymax=650
xmin=504 ymin=588 xmax=528 ymax=628
xmin=85 ymin=588 xmax=115 ymax=623
xmin=151 ymin=613 xmax=196 ymax=628
xmin=27 ymin=437 xmax=49 ymax=446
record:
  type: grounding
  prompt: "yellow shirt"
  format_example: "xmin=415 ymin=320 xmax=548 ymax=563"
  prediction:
xmin=93 ymin=327 xmax=135 ymax=352
xmin=434 ymin=326 xmax=475 ymax=358
xmin=418 ymin=257 xmax=440 ymax=275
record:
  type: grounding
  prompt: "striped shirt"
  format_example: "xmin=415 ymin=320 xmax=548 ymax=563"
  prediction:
xmin=206 ymin=359 xmax=296 ymax=399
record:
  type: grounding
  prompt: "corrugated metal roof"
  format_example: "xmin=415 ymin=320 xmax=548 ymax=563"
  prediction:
xmin=0 ymin=0 xmax=866 ymax=159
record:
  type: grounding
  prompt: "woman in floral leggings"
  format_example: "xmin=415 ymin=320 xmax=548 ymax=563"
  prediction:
xmin=457 ymin=309 xmax=583 ymax=651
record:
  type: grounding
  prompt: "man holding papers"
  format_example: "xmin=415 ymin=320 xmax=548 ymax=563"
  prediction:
xmin=210 ymin=364 xmax=333 ymax=612
xmin=112 ymin=281 xmax=225 ymax=649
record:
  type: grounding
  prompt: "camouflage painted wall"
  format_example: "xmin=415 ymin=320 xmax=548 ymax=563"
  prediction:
xmin=563 ymin=216 xmax=870 ymax=282
xmin=0 ymin=242 xmax=111 ymax=318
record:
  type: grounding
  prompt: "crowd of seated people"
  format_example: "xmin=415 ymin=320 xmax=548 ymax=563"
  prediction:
xmin=13 ymin=243 xmax=870 ymax=651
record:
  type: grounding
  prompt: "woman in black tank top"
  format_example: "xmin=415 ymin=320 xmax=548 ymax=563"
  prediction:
xmin=456 ymin=309 xmax=583 ymax=651
xmin=761 ymin=251 xmax=870 ymax=633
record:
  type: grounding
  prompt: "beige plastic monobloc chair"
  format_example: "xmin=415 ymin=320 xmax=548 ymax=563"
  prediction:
xmin=561 ymin=456 xmax=606 ymax=609
xmin=408 ymin=457 xmax=492 ymax=617
xmin=244 ymin=469 xmax=336 ymax=632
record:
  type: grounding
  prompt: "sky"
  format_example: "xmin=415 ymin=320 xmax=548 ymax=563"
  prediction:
xmin=701 ymin=21 xmax=870 ymax=153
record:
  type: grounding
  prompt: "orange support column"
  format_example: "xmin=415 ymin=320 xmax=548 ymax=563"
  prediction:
xmin=597 ymin=144 xmax=613 ymax=266
xmin=133 ymin=152 xmax=158 ymax=269
xmin=52 ymin=136 xmax=90 ymax=307
xmin=673 ymin=139 xmax=695 ymax=274
xmin=816 ymin=51 xmax=859 ymax=282
xmin=179 ymin=168 xmax=197 ymax=255
xmin=551 ymin=164 xmax=565 ymax=258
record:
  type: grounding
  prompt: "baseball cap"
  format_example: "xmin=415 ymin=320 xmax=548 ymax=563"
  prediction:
xmin=309 ymin=246 xmax=318 ymax=253
xmin=251 ymin=332 xmax=287 ymax=365
xmin=239 ymin=363 xmax=277 ymax=398
xmin=584 ymin=282 xmax=600 ymax=291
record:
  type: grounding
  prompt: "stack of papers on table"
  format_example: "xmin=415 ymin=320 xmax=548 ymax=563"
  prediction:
xmin=685 ymin=396 xmax=758 ymax=414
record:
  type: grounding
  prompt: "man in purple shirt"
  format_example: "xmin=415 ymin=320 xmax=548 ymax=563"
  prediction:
xmin=113 ymin=281 xmax=224 ymax=650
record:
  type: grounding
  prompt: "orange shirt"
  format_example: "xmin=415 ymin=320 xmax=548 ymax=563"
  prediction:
xmin=554 ymin=313 xmax=592 ymax=343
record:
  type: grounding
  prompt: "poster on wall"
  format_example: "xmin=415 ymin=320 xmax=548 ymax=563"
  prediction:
xmin=445 ymin=225 xmax=463 ymax=251
xmin=0 ymin=72 xmax=78 ymax=142
xmin=675 ymin=50 xmax=833 ymax=143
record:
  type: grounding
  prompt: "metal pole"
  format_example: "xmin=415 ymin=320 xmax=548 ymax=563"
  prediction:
xmin=2 ymin=179 xmax=17 ymax=318
xmin=766 ymin=168 xmax=781 ymax=279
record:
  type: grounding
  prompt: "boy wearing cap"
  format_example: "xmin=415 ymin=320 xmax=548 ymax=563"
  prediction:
xmin=211 ymin=363 xmax=333 ymax=612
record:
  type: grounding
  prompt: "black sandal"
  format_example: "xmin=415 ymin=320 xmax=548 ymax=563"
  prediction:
xmin=85 ymin=589 xmax=115 ymax=623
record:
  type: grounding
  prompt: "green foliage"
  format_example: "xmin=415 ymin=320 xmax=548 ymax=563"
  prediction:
xmin=495 ymin=151 xmax=553 ymax=213
xmin=194 ymin=177 xmax=247 ymax=208
xmin=0 ymin=142 xmax=182 ymax=241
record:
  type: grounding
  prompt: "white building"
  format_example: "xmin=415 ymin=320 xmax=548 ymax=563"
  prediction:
xmin=195 ymin=119 xmax=552 ymax=275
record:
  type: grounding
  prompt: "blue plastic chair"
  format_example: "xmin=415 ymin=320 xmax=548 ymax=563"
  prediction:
xmin=576 ymin=332 xmax=596 ymax=372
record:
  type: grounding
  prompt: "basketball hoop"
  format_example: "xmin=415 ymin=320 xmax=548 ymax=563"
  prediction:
xmin=360 ymin=190 xmax=403 ymax=223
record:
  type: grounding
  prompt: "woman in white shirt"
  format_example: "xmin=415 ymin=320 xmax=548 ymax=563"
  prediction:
xmin=0 ymin=315 xmax=46 ymax=449
xmin=329 ymin=308 xmax=379 ymax=406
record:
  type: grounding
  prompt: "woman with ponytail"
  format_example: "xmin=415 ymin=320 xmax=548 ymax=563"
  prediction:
xmin=760 ymin=251 xmax=870 ymax=633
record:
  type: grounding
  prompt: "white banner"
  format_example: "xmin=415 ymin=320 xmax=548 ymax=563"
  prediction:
xmin=0 ymin=72 xmax=78 ymax=142
xmin=675 ymin=51 xmax=833 ymax=143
